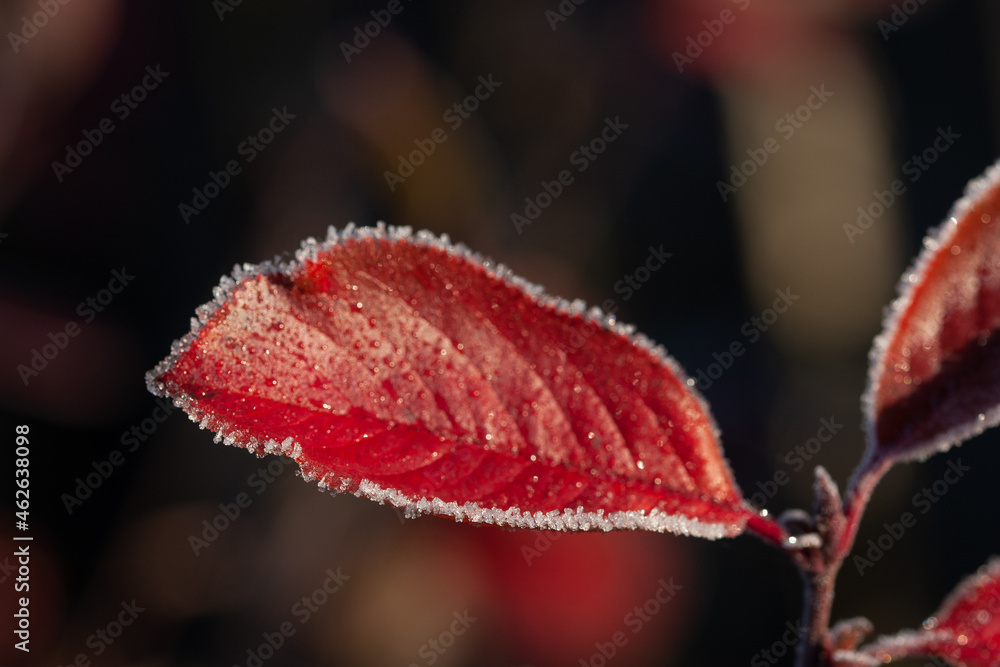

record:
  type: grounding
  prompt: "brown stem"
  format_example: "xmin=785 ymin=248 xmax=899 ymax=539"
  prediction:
xmin=792 ymin=457 xmax=891 ymax=666
xmin=795 ymin=563 xmax=840 ymax=666
xmin=839 ymin=457 xmax=892 ymax=559
xmin=750 ymin=457 xmax=892 ymax=666
xmin=746 ymin=511 xmax=812 ymax=572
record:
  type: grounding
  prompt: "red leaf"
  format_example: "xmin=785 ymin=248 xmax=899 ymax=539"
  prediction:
xmin=924 ymin=557 xmax=1000 ymax=665
xmin=864 ymin=160 xmax=1000 ymax=467
xmin=147 ymin=225 xmax=752 ymax=538
xmin=845 ymin=557 xmax=1000 ymax=666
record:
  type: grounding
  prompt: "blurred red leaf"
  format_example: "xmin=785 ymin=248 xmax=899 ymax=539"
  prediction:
xmin=864 ymin=159 xmax=1000 ymax=467
xmin=474 ymin=528 xmax=687 ymax=666
xmin=842 ymin=557 xmax=1000 ymax=666
xmin=925 ymin=557 xmax=1000 ymax=665
xmin=147 ymin=225 xmax=752 ymax=538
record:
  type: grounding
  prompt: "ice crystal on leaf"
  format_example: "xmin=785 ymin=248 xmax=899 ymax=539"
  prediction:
xmin=863 ymin=160 xmax=1000 ymax=468
xmin=147 ymin=224 xmax=753 ymax=538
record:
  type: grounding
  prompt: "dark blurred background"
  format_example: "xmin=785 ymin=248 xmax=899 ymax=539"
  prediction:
xmin=1 ymin=1 xmax=999 ymax=665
